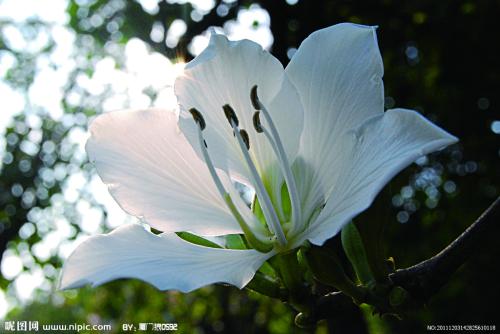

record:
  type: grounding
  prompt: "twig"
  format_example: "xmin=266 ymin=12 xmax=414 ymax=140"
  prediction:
xmin=389 ymin=196 xmax=500 ymax=301
xmin=306 ymin=197 xmax=500 ymax=323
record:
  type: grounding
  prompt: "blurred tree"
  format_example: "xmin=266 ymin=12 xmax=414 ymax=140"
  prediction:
xmin=1 ymin=0 xmax=499 ymax=333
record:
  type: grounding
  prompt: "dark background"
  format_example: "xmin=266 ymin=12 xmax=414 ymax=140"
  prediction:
xmin=1 ymin=0 xmax=499 ymax=333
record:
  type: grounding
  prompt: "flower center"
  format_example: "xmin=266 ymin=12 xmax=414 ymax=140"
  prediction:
xmin=188 ymin=86 xmax=302 ymax=251
xmin=189 ymin=108 xmax=273 ymax=253
xmin=223 ymin=104 xmax=286 ymax=247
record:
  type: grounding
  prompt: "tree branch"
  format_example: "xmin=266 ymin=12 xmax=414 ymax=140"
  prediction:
xmin=303 ymin=197 xmax=500 ymax=324
xmin=389 ymin=196 xmax=500 ymax=301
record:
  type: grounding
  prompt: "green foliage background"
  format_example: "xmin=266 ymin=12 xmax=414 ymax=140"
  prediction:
xmin=1 ymin=0 xmax=499 ymax=333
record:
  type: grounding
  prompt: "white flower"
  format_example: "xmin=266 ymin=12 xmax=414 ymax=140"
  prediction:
xmin=60 ymin=23 xmax=457 ymax=292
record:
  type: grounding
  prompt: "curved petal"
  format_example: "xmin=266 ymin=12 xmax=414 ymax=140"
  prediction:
xmin=286 ymin=23 xmax=385 ymax=218
xmin=86 ymin=108 xmax=244 ymax=236
xmin=175 ymin=34 xmax=303 ymax=191
xmin=301 ymin=109 xmax=458 ymax=245
xmin=60 ymin=224 xmax=274 ymax=292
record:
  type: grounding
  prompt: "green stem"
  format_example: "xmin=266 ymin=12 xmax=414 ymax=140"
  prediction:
xmin=277 ymin=250 xmax=310 ymax=313
xmin=304 ymin=245 xmax=367 ymax=303
xmin=246 ymin=272 xmax=287 ymax=300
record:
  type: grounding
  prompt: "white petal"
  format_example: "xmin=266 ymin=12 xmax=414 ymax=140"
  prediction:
xmin=60 ymin=224 xmax=274 ymax=292
xmin=175 ymin=34 xmax=303 ymax=189
xmin=286 ymin=23 xmax=384 ymax=217
xmin=302 ymin=109 xmax=458 ymax=245
xmin=86 ymin=108 xmax=243 ymax=236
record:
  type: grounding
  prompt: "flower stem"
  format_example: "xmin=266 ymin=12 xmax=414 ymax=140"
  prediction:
xmin=277 ymin=250 xmax=311 ymax=313
xmin=246 ymin=272 xmax=287 ymax=300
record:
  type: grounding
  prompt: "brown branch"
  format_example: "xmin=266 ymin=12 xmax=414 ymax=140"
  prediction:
xmin=389 ymin=196 xmax=500 ymax=301
xmin=303 ymin=197 xmax=500 ymax=324
xmin=295 ymin=291 xmax=368 ymax=332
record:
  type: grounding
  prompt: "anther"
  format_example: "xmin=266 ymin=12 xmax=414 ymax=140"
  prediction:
xmin=189 ymin=108 xmax=206 ymax=130
xmin=223 ymin=104 xmax=239 ymax=127
xmin=253 ymin=111 xmax=263 ymax=133
xmin=240 ymin=129 xmax=250 ymax=150
xmin=250 ymin=85 xmax=261 ymax=110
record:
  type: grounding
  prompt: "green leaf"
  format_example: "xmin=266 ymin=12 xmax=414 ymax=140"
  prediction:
xmin=341 ymin=222 xmax=374 ymax=285
xmin=353 ymin=217 xmax=390 ymax=282
xmin=259 ymin=261 xmax=278 ymax=278
xmin=175 ymin=232 xmax=222 ymax=248
xmin=303 ymin=245 xmax=366 ymax=302
xmin=251 ymin=196 xmax=266 ymax=224
xmin=225 ymin=234 xmax=247 ymax=249
xmin=246 ymin=272 xmax=286 ymax=300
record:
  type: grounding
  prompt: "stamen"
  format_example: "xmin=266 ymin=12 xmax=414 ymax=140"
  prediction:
xmin=195 ymin=120 xmax=227 ymax=199
xmin=252 ymin=111 xmax=287 ymax=220
xmin=189 ymin=110 xmax=272 ymax=253
xmin=253 ymin=111 xmax=263 ymax=133
xmin=189 ymin=108 xmax=206 ymax=130
xmin=227 ymin=112 xmax=287 ymax=247
xmin=250 ymin=86 xmax=261 ymax=110
xmin=240 ymin=129 xmax=250 ymax=150
xmin=223 ymin=104 xmax=239 ymax=127
xmin=223 ymin=193 xmax=272 ymax=253
xmin=250 ymin=86 xmax=302 ymax=234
